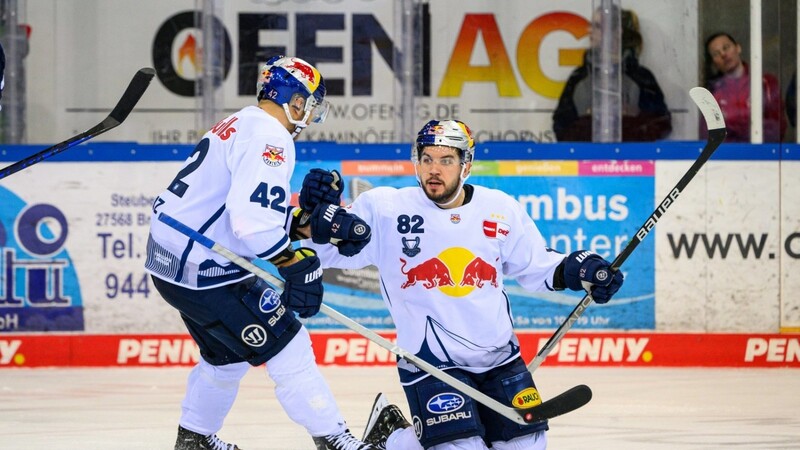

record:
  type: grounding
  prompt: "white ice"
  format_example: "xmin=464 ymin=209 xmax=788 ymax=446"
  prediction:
xmin=1 ymin=366 xmax=798 ymax=449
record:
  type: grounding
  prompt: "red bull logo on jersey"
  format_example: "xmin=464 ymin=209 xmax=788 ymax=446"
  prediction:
xmin=400 ymin=257 xmax=455 ymax=289
xmin=460 ymin=257 xmax=499 ymax=288
xmin=262 ymin=145 xmax=285 ymax=167
xmin=399 ymin=247 xmax=499 ymax=297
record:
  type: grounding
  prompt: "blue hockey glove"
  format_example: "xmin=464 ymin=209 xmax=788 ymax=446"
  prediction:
xmin=563 ymin=250 xmax=623 ymax=304
xmin=300 ymin=168 xmax=343 ymax=211
xmin=310 ymin=203 xmax=372 ymax=257
xmin=277 ymin=248 xmax=324 ymax=318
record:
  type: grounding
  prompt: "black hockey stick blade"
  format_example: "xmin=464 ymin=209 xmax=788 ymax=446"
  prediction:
xmin=107 ymin=67 xmax=157 ymax=126
xmin=518 ymin=384 xmax=592 ymax=423
xmin=0 ymin=67 xmax=156 ymax=181
xmin=527 ymin=87 xmax=726 ymax=372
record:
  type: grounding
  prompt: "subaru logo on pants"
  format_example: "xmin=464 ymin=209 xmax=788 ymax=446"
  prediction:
xmin=259 ymin=288 xmax=281 ymax=313
xmin=426 ymin=393 xmax=465 ymax=414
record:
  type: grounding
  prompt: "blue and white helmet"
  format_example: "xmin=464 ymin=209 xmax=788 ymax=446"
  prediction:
xmin=413 ymin=119 xmax=475 ymax=165
xmin=257 ymin=56 xmax=329 ymax=135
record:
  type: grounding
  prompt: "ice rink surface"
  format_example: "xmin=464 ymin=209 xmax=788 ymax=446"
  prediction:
xmin=1 ymin=365 xmax=798 ymax=449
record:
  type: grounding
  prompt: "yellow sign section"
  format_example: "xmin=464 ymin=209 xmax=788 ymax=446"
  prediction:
xmin=512 ymin=387 xmax=542 ymax=409
xmin=498 ymin=161 xmax=577 ymax=176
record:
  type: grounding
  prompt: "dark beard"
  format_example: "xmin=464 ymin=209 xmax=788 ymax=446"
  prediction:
xmin=423 ymin=179 xmax=460 ymax=204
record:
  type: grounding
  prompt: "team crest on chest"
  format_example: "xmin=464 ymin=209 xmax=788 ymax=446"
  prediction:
xmin=262 ymin=145 xmax=285 ymax=166
xmin=450 ymin=214 xmax=461 ymax=224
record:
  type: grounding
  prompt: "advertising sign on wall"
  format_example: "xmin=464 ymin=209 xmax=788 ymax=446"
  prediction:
xmin=295 ymin=160 xmax=656 ymax=331
xmin=25 ymin=0 xmax=698 ymax=145
xmin=0 ymin=153 xmax=654 ymax=333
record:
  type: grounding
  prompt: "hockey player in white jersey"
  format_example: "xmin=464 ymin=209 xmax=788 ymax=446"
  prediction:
xmin=296 ymin=120 xmax=624 ymax=449
xmin=145 ymin=56 xmax=375 ymax=450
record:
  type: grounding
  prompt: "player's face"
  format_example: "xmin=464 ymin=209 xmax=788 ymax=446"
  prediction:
xmin=417 ymin=146 xmax=465 ymax=203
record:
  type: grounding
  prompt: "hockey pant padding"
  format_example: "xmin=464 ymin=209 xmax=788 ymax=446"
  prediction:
xmin=490 ymin=430 xmax=546 ymax=450
xmin=265 ymin=326 xmax=347 ymax=436
xmin=179 ymin=358 xmax=250 ymax=435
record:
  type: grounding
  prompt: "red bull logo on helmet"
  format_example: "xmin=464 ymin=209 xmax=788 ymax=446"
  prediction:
xmin=399 ymin=247 xmax=499 ymax=297
xmin=284 ymin=57 xmax=322 ymax=93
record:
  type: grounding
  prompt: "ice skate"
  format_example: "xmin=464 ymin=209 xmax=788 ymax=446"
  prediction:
xmin=174 ymin=425 xmax=241 ymax=450
xmin=362 ymin=393 xmax=411 ymax=450
xmin=312 ymin=428 xmax=377 ymax=450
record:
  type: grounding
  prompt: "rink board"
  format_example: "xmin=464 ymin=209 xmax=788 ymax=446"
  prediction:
xmin=1 ymin=332 xmax=798 ymax=368
xmin=1 ymin=142 xmax=797 ymax=337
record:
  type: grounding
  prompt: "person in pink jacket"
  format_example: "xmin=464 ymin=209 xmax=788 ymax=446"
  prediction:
xmin=704 ymin=32 xmax=786 ymax=142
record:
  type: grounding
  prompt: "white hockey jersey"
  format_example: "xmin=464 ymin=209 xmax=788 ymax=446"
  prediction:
xmin=145 ymin=106 xmax=294 ymax=288
xmin=307 ymin=185 xmax=565 ymax=381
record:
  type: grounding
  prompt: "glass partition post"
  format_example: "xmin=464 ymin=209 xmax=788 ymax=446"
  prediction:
xmin=591 ymin=0 xmax=622 ymax=142
xmin=196 ymin=0 xmax=225 ymax=133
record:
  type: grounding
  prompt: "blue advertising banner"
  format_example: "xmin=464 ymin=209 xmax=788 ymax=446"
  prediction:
xmin=0 ymin=189 xmax=84 ymax=331
xmin=291 ymin=159 xmax=655 ymax=331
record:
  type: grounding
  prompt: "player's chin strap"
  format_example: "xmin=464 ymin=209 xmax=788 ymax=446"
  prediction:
xmin=282 ymin=104 xmax=310 ymax=138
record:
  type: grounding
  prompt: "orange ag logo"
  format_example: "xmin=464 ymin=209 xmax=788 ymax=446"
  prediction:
xmin=512 ymin=387 xmax=542 ymax=409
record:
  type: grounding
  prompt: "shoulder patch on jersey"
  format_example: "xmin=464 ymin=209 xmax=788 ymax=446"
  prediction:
xmin=482 ymin=220 xmax=510 ymax=241
xmin=262 ymin=144 xmax=285 ymax=167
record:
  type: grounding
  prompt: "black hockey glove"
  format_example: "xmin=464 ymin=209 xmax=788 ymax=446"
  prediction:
xmin=563 ymin=250 xmax=623 ymax=304
xmin=310 ymin=203 xmax=371 ymax=257
xmin=300 ymin=168 xmax=343 ymax=211
xmin=277 ymin=248 xmax=324 ymax=318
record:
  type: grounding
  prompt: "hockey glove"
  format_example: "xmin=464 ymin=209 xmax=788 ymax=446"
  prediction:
xmin=300 ymin=168 xmax=343 ymax=211
xmin=277 ymin=248 xmax=324 ymax=318
xmin=310 ymin=203 xmax=372 ymax=257
xmin=563 ymin=250 xmax=623 ymax=304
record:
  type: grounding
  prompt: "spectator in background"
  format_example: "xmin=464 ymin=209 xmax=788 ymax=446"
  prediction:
xmin=552 ymin=8 xmax=672 ymax=142
xmin=704 ymin=32 xmax=786 ymax=142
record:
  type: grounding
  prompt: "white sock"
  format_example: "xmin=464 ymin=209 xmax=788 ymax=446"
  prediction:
xmin=386 ymin=427 xmax=424 ymax=450
xmin=266 ymin=327 xmax=347 ymax=436
xmin=428 ymin=435 xmax=490 ymax=450
xmin=179 ymin=358 xmax=250 ymax=435
xmin=491 ymin=431 xmax=547 ymax=450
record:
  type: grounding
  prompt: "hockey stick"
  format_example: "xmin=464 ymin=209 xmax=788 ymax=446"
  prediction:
xmin=527 ymin=87 xmax=727 ymax=372
xmin=0 ymin=67 xmax=156 ymax=180
xmin=157 ymin=212 xmax=592 ymax=425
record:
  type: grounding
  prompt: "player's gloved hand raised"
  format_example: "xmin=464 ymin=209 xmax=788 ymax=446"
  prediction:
xmin=300 ymin=168 xmax=343 ymax=211
xmin=563 ymin=250 xmax=623 ymax=304
xmin=310 ymin=203 xmax=371 ymax=257
xmin=277 ymin=248 xmax=324 ymax=318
